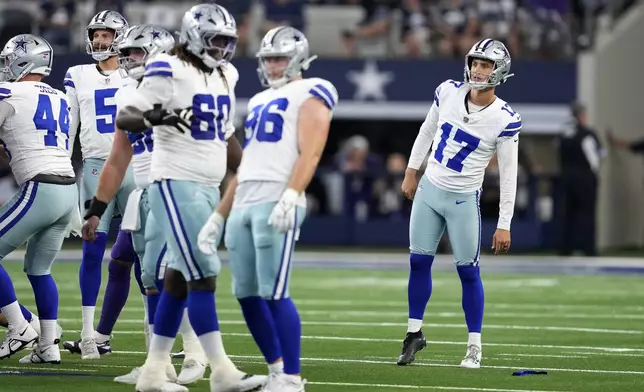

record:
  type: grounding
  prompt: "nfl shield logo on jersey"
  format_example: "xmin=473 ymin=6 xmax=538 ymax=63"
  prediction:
xmin=463 ymin=117 xmax=469 ymax=123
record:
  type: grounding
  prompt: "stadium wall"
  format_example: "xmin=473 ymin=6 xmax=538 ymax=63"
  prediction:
xmin=579 ymin=1 xmax=644 ymax=249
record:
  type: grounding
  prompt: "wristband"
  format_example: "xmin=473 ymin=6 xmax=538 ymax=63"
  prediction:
xmin=84 ymin=196 xmax=108 ymax=220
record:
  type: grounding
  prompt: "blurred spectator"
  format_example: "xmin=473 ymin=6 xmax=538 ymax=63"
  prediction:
xmin=0 ymin=6 xmax=35 ymax=48
xmin=262 ymin=0 xmax=305 ymax=35
xmin=399 ymin=0 xmax=431 ymax=57
xmin=93 ymin=0 xmax=125 ymax=15
xmin=38 ymin=0 xmax=75 ymax=53
xmin=430 ymin=0 xmax=479 ymax=58
xmin=475 ymin=0 xmax=519 ymax=58
xmin=557 ymin=102 xmax=604 ymax=256
xmin=341 ymin=0 xmax=395 ymax=58
xmin=215 ymin=0 xmax=253 ymax=56
xmin=606 ymin=129 xmax=644 ymax=155
xmin=372 ymin=152 xmax=411 ymax=218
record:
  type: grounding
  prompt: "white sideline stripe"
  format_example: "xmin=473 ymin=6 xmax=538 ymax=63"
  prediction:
xmin=98 ymin=334 xmax=644 ymax=352
xmin=53 ymin=305 xmax=644 ymax=320
xmin=0 ymin=365 xmax=96 ymax=373
xmin=57 ymin=318 xmax=643 ymax=335
xmin=107 ymin=351 xmax=644 ymax=376
xmin=304 ymin=381 xmax=569 ymax=392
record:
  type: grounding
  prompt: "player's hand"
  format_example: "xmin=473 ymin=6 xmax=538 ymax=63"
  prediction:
xmin=491 ymin=229 xmax=511 ymax=255
xmin=401 ymin=169 xmax=419 ymax=200
xmin=82 ymin=216 xmax=100 ymax=242
xmin=268 ymin=188 xmax=299 ymax=233
xmin=143 ymin=104 xmax=191 ymax=133
xmin=198 ymin=211 xmax=225 ymax=255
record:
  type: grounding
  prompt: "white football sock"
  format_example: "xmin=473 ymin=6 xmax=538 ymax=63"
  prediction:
xmin=198 ymin=331 xmax=236 ymax=374
xmin=407 ymin=318 xmax=422 ymax=333
xmin=95 ymin=332 xmax=110 ymax=343
xmin=148 ymin=333 xmax=175 ymax=359
xmin=468 ymin=332 xmax=481 ymax=347
xmin=39 ymin=319 xmax=57 ymax=346
xmin=81 ymin=306 xmax=95 ymax=340
xmin=180 ymin=309 xmax=205 ymax=362
xmin=1 ymin=301 xmax=28 ymax=329
xmin=268 ymin=360 xmax=284 ymax=375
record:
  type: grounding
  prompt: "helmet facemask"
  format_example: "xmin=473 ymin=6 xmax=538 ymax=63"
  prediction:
xmin=118 ymin=46 xmax=147 ymax=80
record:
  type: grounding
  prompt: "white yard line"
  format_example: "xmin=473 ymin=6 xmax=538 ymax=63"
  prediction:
xmin=57 ymin=317 xmax=643 ymax=335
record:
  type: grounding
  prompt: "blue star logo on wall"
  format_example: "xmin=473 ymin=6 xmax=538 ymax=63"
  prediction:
xmin=150 ymin=29 xmax=161 ymax=39
xmin=194 ymin=11 xmax=203 ymax=21
xmin=13 ymin=37 xmax=29 ymax=53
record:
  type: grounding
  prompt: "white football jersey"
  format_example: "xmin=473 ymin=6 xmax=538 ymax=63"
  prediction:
xmin=0 ymin=82 xmax=74 ymax=185
xmin=128 ymin=54 xmax=238 ymax=186
xmin=65 ymin=64 xmax=131 ymax=159
xmin=424 ymin=79 xmax=521 ymax=193
xmin=115 ymin=80 xmax=151 ymax=188
xmin=235 ymin=78 xmax=338 ymax=207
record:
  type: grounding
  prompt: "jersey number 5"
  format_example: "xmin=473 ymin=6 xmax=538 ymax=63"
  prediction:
xmin=434 ymin=122 xmax=481 ymax=173
xmin=191 ymin=94 xmax=231 ymax=141
xmin=95 ymin=88 xmax=119 ymax=134
xmin=244 ymin=98 xmax=289 ymax=146
xmin=33 ymin=94 xmax=70 ymax=150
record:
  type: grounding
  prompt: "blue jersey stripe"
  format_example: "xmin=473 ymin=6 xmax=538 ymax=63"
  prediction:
xmin=144 ymin=70 xmax=173 ymax=78
xmin=506 ymin=120 xmax=522 ymax=130
xmin=499 ymin=130 xmax=519 ymax=138
xmin=314 ymin=84 xmax=336 ymax=107
xmin=309 ymin=89 xmax=333 ymax=110
xmin=145 ymin=61 xmax=172 ymax=71
xmin=63 ymin=79 xmax=75 ymax=88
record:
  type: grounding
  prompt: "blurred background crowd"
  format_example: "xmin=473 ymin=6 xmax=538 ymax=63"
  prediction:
xmin=0 ymin=0 xmax=641 ymax=255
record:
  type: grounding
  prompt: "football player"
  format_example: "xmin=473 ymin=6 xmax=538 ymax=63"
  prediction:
xmin=398 ymin=39 xmax=520 ymax=369
xmin=198 ymin=26 xmax=337 ymax=392
xmin=62 ymin=10 xmax=141 ymax=360
xmin=0 ymin=34 xmax=78 ymax=364
xmin=114 ymin=4 xmax=266 ymax=392
xmin=82 ymin=24 xmax=208 ymax=386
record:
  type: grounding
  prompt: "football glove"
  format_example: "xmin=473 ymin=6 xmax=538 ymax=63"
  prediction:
xmin=143 ymin=104 xmax=192 ymax=133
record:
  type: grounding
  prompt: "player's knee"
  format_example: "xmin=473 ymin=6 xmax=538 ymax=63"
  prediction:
xmin=109 ymin=258 xmax=133 ymax=273
xmin=187 ymin=276 xmax=216 ymax=292
xmin=164 ymin=268 xmax=187 ymax=299
xmin=409 ymin=246 xmax=436 ymax=257
xmin=141 ymin=272 xmax=157 ymax=291
xmin=456 ymin=264 xmax=480 ymax=282
xmin=233 ymin=278 xmax=259 ymax=299
xmin=110 ymin=237 xmax=136 ymax=263
xmin=23 ymin=265 xmax=51 ymax=276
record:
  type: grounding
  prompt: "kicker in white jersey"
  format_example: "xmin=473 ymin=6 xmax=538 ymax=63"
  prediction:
xmin=0 ymin=82 xmax=75 ymax=184
xmin=236 ymin=77 xmax=338 ymax=207
xmin=128 ymin=53 xmax=239 ymax=186
xmin=418 ymin=79 xmax=521 ymax=229
xmin=64 ymin=64 xmax=131 ymax=159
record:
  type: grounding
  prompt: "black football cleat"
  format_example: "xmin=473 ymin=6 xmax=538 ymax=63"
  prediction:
xmin=396 ymin=330 xmax=427 ymax=366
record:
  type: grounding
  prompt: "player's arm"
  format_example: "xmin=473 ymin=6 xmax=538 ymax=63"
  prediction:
xmin=116 ymin=61 xmax=175 ymax=133
xmin=213 ymin=136 xmax=243 ymax=219
xmin=496 ymin=135 xmax=519 ymax=232
xmin=64 ymin=70 xmax=80 ymax=156
xmin=287 ymin=98 xmax=331 ymax=194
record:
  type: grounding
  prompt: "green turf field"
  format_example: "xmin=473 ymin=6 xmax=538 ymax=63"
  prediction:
xmin=1 ymin=260 xmax=643 ymax=392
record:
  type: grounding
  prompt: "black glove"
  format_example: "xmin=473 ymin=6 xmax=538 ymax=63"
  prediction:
xmin=143 ymin=104 xmax=191 ymax=133
xmin=84 ymin=197 xmax=108 ymax=220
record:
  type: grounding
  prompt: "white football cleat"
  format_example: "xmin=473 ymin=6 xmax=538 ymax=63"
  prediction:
xmin=262 ymin=373 xmax=305 ymax=392
xmin=460 ymin=344 xmax=482 ymax=368
xmin=114 ymin=367 xmax=141 ymax=385
xmin=210 ymin=369 xmax=267 ymax=392
xmin=19 ymin=343 xmax=61 ymax=364
xmin=136 ymin=359 xmax=186 ymax=392
xmin=177 ymin=358 xmax=206 ymax=385
xmin=0 ymin=323 xmax=38 ymax=359
xmin=80 ymin=338 xmax=100 ymax=360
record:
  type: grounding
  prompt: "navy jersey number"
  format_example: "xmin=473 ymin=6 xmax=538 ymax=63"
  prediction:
xmin=128 ymin=129 xmax=153 ymax=155
xmin=33 ymin=94 xmax=70 ymax=149
xmin=434 ymin=122 xmax=481 ymax=172
xmin=95 ymin=88 xmax=119 ymax=134
xmin=244 ymin=98 xmax=289 ymax=146
xmin=191 ymin=94 xmax=231 ymax=141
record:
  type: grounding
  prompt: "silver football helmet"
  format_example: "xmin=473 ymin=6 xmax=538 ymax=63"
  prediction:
xmin=179 ymin=4 xmax=238 ymax=69
xmin=117 ymin=25 xmax=175 ymax=80
xmin=464 ymin=39 xmax=514 ymax=90
xmin=257 ymin=26 xmax=317 ymax=88
xmin=0 ymin=34 xmax=53 ymax=82
xmin=86 ymin=10 xmax=129 ymax=62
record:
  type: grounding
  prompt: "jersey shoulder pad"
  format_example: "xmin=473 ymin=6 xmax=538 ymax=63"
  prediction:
xmin=434 ymin=79 xmax=466 ymax=107
xmin=497 ymin=99 xmax=522 ymax=138
xmin=223 ymin=63 xmax=239 ymax=89
xmin=115 ymin=83 xmax=137 ymax=108
xmin=64 ymin=65 xmax=84 ymax=90
xmin=0 ymin=83 xmax=12 ymax=101
xmin=305 ymin=78 xmax=338 ymax=111
xmin=143 ymin=53 xmax=175 ymax=79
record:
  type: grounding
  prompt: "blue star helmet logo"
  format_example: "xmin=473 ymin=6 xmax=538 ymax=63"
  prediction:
xmin=150 ymin=29 xmax=161 ymax=39
xmin=194 ymin=11 xmax=203 ymax=21
xmin=13 ymin=37 xmax=29 ymax=53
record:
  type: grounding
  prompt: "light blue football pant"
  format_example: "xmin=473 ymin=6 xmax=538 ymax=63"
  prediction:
xmin=148 ymin=179 xmax=221 ymax=281
xmin=128 ymin=188 xmax=168 ymax=290
xmin=409 ymin=176 xmax=481 ymax=266
xmin=225 ymin=202 xmax=307 ymax=300
xmin=81 ymin=158 xmax=136 ymax=233
xmin=0 ymin=181 xmax=78 ymax=275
